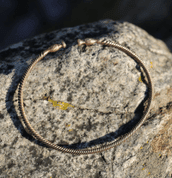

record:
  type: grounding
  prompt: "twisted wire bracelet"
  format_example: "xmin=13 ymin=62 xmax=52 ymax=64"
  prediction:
xmin=18 ymin=38 xmax=153 ymax=155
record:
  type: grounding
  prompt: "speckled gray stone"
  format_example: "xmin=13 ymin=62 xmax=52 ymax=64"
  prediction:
xmin=0 ymin=19 xmax=172 ymax=178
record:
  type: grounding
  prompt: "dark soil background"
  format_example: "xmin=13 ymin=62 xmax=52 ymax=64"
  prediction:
xmin=1 ymin=0 xmax=172 ymax=51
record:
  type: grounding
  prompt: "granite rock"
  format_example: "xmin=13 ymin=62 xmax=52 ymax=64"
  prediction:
xmin=0 ymin=19 xmax=172 ymax=178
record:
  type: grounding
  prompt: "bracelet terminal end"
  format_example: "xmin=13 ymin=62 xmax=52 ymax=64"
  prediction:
xmin=61 ymin=40 xmax=66 ymax=48
xmin=85 ymin=38 xmax=97 ymax=46
xmin=47 ymin=41 xmax=66 ymax=53
xmin=77 ymin=39 xmax=86 ymax=46
xmin=77 ymin=38 xmax=98 ymax=46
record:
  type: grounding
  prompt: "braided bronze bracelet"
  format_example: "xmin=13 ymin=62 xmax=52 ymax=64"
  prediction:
xmin=18 ymin=38 xmax=153 ymax=155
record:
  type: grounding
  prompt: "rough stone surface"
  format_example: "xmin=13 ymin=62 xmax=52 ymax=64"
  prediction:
xmin=0 ymin=19 xmax=172 ymax=178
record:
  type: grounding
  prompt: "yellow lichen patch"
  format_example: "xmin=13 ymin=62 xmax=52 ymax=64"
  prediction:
xmin=65 ymin=124 xmax=70 ymax=127
xmin=42 ymin=96 xmax=48 ymax=100
xmin=150 ymin=62 xmax=153 ymax=68
xmin=140 ymin=146 xmax=143 ymax=149
xmin=69 ymin=129 xmax=73 ymax=132
xmin=48 ymin=98 xmax=74 ymax=110
xmin=139 ymin=75 xmax=143 ymax=82
xmin=142 ymin=168 xmax=145 ymax=170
